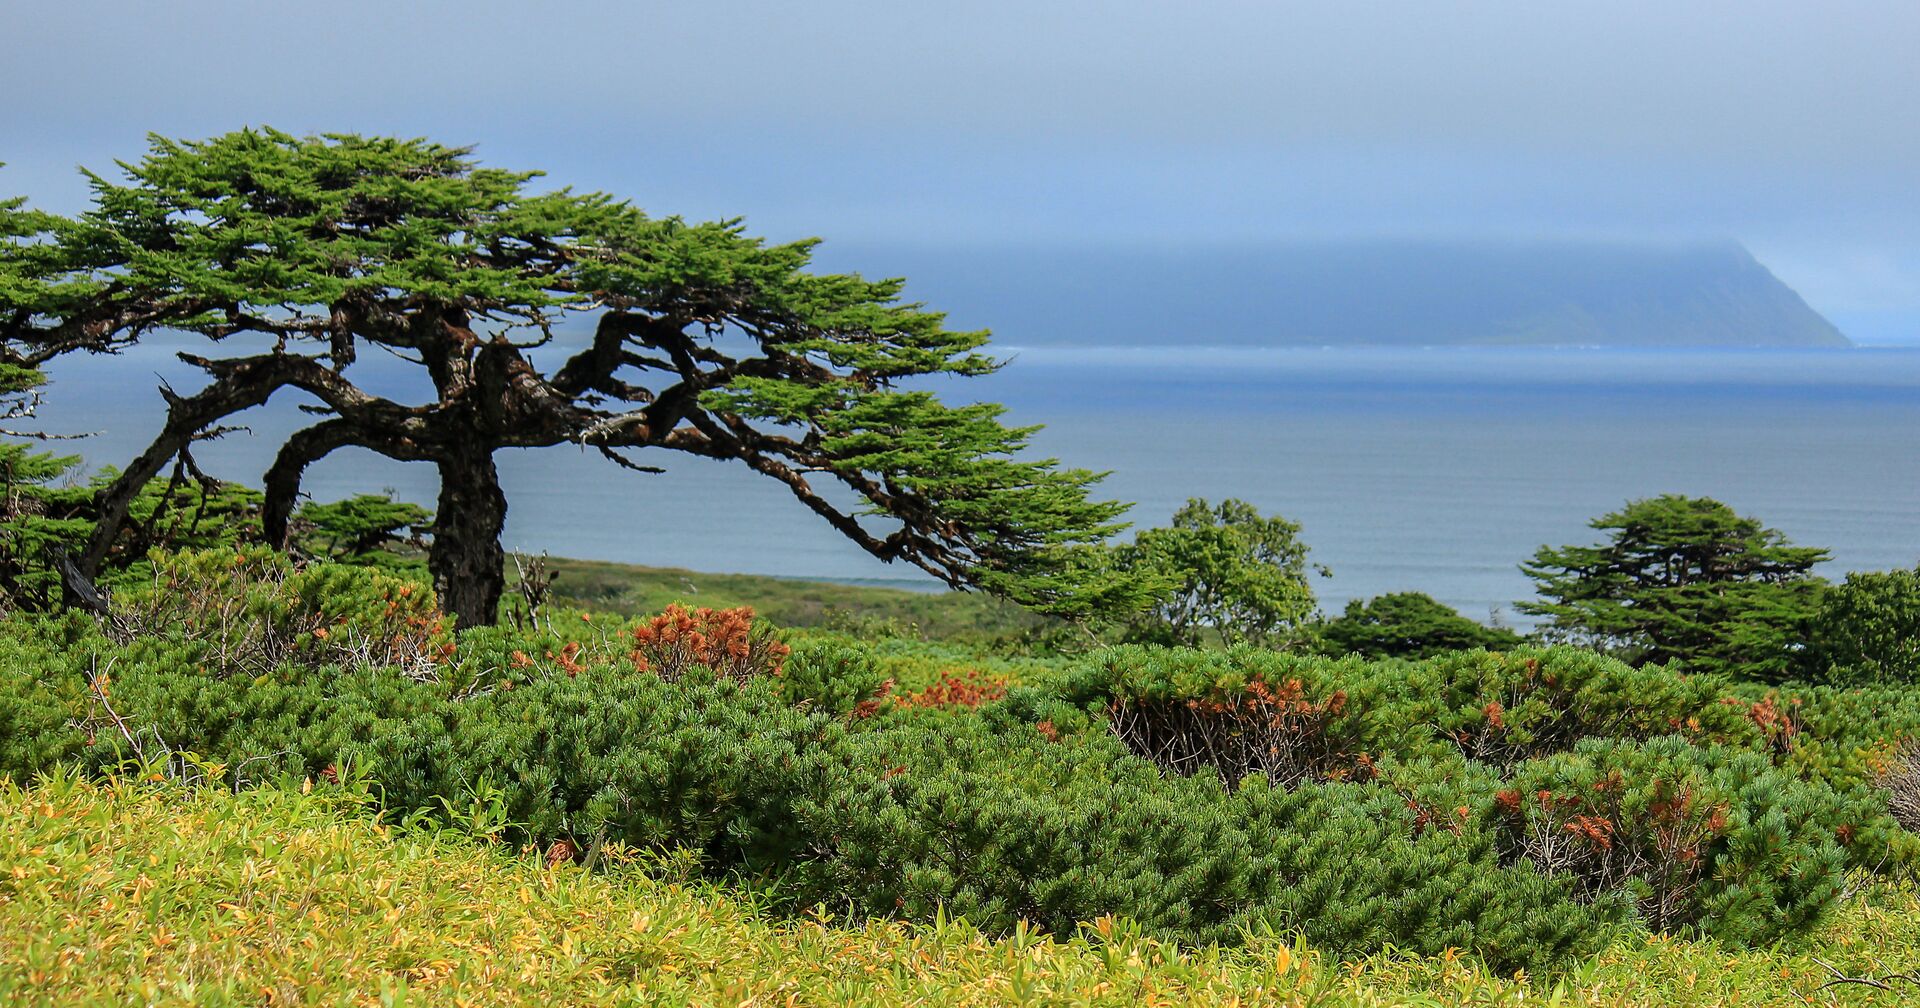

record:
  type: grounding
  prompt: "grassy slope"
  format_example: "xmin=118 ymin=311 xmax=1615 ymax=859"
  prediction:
xmin=535 ymin=556 xmax=1042 ymax=643
xmin=4 ymin=777 xmax=1918 ymax=1007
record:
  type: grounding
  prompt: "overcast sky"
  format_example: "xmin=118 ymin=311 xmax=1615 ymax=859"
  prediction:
xmin=6 ymin=1 xmax=1918 ymax=341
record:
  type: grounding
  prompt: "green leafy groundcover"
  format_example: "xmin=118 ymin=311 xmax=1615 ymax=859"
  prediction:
xmin=3 ymin=549 xmax=1917 ymax=977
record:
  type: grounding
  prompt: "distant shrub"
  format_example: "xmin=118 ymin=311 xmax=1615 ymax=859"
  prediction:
xmin=1390 ymin=648 xmax=1763 ymax=768
xmin=1063 ymin=646 xmax=1380 ymax=785
xmin=1053 ymin=644 xmax=1782 ymax=773
xmin=1111 ymin=498 xmax=1324 ymax=649
xmin=1315 ymin=592 xmax=1522 ymax=659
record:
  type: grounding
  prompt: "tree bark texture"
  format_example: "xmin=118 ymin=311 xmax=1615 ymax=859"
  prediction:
xmin=428 ymin=445 xmax=508 ymax=630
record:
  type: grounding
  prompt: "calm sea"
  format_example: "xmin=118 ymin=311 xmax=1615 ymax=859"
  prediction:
xmin=31 ymin=342 xmax=1920 ymax=622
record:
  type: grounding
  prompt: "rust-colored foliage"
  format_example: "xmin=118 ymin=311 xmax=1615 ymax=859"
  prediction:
xmin=1731 ymin=694 xmax=1805 ymax=757
xmin=851 ymin=680 xmax=895 ymax=721
xmin=897 ymin=670 xmax=1009 ymax=710
xmin=629 ymin=604 xmax=790 ymax=683
xmin=1405 ymin=797 xmax=1466 ymax=837
xmin=547 ymin=641 xmax=588 ymax=678
xmin=1110 ymin=676 xmax=1366 ymax=787
xmin=1496 ymin=777 xmax=1728 ymax=931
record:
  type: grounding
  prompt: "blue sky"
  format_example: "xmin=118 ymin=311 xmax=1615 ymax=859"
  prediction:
xmin=7 ymin=1 xmax=1918 ymax=342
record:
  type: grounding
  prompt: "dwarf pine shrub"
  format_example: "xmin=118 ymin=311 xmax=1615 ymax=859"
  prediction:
xmin=1389 ymin=648 xmax=1765 ymax=767
xmin=5 ymin=553 xmax=1915 ymax=971
xmin=113 ymin=547 xmax=450 ymax=679
xmin=0 ymin=632 xmax=85 ymax=779
xmin=776 ymin=637 xmax=893 ymax=717
xmin=792 ymin=718 xmax=1621 ymax=973
xmin=627 ymin=603 xmax=790 ymax=682
xmin=1060 ymin=645 xmax=1386 ymax=784
xmin=363 ymin=668 xmax=843 ymax=866
xmin=1495 ymin=737 xmax=1848 ymax=943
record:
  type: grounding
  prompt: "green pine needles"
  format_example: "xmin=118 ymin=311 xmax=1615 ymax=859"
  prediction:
xmin=1 ymin=130 xmax=1144 ymax=628
xmin=1521 ymin=495 xmax=1828 ymax=680
xmin=4 ymin=549 xmax=1919 ymax=975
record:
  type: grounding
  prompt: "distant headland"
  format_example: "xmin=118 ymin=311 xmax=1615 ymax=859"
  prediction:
xmin=826 ymin=239 xmax=1850 ymax=348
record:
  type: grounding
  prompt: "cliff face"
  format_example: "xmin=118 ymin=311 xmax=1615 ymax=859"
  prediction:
xmin=826 ymin=240 xmax=1849 ymax=347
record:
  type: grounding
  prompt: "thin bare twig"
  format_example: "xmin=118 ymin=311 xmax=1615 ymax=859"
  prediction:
xmin=1808 ymin=955 xmax=1920 ymax=992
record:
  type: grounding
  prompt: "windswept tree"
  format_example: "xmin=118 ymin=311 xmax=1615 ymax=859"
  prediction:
xmin=1520 ymin=495 xmax=1827 ymax=679
xmin=1 ymin=130 xmax=1144 ymax=626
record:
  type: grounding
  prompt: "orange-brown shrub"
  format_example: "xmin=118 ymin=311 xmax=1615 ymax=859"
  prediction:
xmin=629 ymin=604 xmax=790 ymax=683
xmin=896 ymin=669 xmax=1008 ymax=710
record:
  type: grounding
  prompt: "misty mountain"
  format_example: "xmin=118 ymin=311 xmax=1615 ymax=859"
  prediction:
xmin=814 ymin=240 xmax=1848 ymax=348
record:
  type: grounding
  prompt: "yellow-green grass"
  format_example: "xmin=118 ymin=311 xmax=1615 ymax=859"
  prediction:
xmin=2 ymin=775 xmax=1916 ymax=1007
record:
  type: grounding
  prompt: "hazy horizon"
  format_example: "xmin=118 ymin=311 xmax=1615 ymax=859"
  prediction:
xmin=7 ymin=2 xmax=1920 ymax=344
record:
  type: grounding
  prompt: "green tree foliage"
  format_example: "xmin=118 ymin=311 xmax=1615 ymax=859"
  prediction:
xmin=0 ymin=440 xmax=90 ymax=610
xmin=1800 ymin=567 xmax=1920 ymax=685
xmin=1316 ymin=592 xmax=1522 ymax=659
xmin=1114 ymin=498 xmax=1324 ymax=648
xmin=293 ymin=493 xmax=430 ymax=564
xmin=1 ymin=130 xmax=1142 ymax=628
xmin=1519 ymin=495 xmax=1827 ymax=680
xmin=0 ymin=444 xmax=262 ymax=612
xmin=0 ymin=166 xmax=124 ymax=417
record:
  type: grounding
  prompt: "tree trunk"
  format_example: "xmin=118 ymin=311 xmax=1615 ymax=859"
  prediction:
xmin=262 ymin=418 xmax=361 ymax=548
xmin=428 ymin=446 xmax=507 ymax=629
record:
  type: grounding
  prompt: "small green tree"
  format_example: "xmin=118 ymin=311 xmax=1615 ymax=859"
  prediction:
xmin=1316 ymin=591 xmax=1522 ymax=659
xmin=0 ymin=444 xmax=263 ymax=610
xmin=1115 ymin=497 xmax=1325 ymax=648
xmin=1800 ymin=567 xmax=1920 ymax=685
xmin=1519 ymin=495 xmax=1826 ymax=680
xmin=294 ymin=493 xmax=431 ymax=564
xmin=0 ymin=442 xmax=91 ymax=610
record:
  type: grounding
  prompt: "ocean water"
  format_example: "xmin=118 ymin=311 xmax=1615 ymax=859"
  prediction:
xmin=29 ymin=342 xmax=1920 ymax=622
